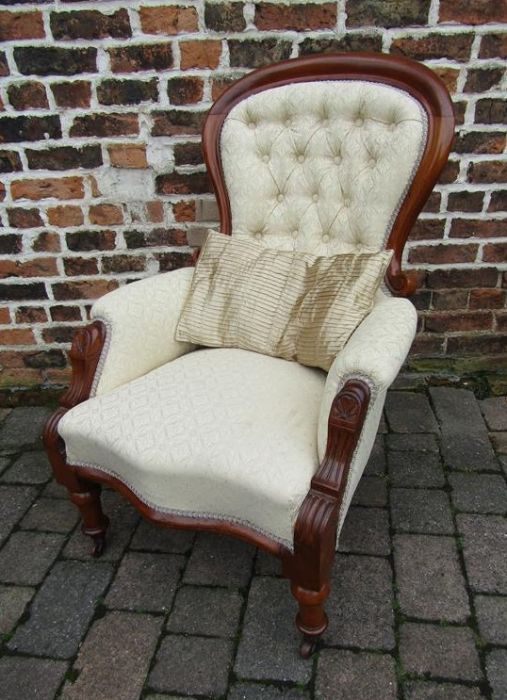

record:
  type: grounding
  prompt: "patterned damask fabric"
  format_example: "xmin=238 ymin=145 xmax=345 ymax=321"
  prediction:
xmin=221 ymin=80 xmax=427 ymax=256
xmin=91 ymin=267 xmax=195 ymax=396
xmin=60 ymin=348 xmax=326 ymax=548
xmin=317 ymin=293 xmax=418 ymax=538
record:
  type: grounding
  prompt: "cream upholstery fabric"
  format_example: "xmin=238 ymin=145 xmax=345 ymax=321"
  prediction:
xmin=176 ymin=231 xmax=392 ymax=371
xmin=91 ymin=268 xmax=195 ymax=396
xmin=317 ymin=293 xmax=418 ymax=540
xmin=221 ymin=80 xmax=427 ymax=255
xmin=59 ymin=348 xmax=326 ymax=548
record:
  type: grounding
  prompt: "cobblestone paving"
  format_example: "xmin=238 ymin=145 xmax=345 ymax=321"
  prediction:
xmin=0 ymin=388 xmax=506 ymax=700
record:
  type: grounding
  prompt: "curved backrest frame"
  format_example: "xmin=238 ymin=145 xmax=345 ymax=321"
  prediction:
xmin=202 ymin=52 xmax=455 ymax=296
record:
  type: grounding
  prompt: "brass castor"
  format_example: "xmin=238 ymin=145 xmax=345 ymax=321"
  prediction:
xmin=300 ymin=636 xmax=318 ymax=658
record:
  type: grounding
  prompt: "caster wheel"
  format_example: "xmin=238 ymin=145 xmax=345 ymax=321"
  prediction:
xmin=300 ymin=637 xmax=317 ymax=659
xmin=92 ymin=534 xmax=106 ymax=558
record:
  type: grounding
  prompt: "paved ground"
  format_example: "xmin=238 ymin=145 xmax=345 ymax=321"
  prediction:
xmin=0 ymin=387 xmax=506 ymax=700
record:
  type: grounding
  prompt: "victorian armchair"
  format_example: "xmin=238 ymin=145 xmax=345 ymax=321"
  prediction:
xmin=44 ymin=53 xmax=454 ymax=657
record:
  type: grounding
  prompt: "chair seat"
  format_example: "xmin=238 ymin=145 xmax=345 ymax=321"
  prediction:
xmin=59 ymin=348 xmax=326 ymax=547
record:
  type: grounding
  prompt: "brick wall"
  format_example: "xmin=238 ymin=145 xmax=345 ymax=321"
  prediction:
xmin=0 ymin=0 xmax=506 ymax=395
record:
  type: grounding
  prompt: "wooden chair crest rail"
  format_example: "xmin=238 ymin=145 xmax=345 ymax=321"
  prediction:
xmin=44 ymin=53 xmax=455 ymax=658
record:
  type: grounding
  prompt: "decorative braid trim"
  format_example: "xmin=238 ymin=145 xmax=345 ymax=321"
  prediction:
xmin=72 ymin=459 xmax=295 ymax=551
xmin=89 ymin=315 xmax=112 ymax=398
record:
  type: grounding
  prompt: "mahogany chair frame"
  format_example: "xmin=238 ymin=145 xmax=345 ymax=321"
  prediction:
xmin=44 ymin=53 xmax=454 ymax=657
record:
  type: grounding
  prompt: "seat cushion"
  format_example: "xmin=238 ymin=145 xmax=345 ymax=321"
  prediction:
xmin=59 ymin=348 xmax=326 ymax=548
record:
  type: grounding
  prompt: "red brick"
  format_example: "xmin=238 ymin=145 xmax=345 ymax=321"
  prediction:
xmin=0 ymin=307 xmax=10 ymax=324
xmin=108 ymin=144 xmax=148 ymax=169
xmin=47 ymin=205 xmax=83 ymax=227
xmin=0 ymin=51 xmax=8 ymax=77
xmin=480 ymin=33 xmax=507 ymax=59
xmin=124 ymin=228 xmax=187 ymax=248
xmin=0 ymin=150 xmax=21 ymax=173
xmin=51 ymin=81 xmax=91 ymax=108
xmin=447 ymin=334 xmax=507 ymax=355
xmin=211 ymin=73 xmax=243 ymax=100
xmin=66 ymin=230 xmax=116 ymax=252
xmin=475 ymin=99 xmax=507 ymax=125
xmin=409 ymin=244 xmax=478 ymax=265
xmin=454 ymin=131 xmax=506 ymax=155
xmin=205 ymin=2 xmax=246 ymax=31
xmin=468 ymin=161 xmax=507 ymax=183
xmin=0 ymin=115 xmax=61 ymax=143
xmin=390 ymin=33 xmax=474 ymax=62
xmin=173 ymin=200 xmax=196 ymax=222
xmin=424 ymin=311 xmax=492 ymax=333
xmin=450 ymin=219 xmax=505 ymax=238
xmin=410 ymin=333 xmax=446 ymax=356
xmin=0 ymin=234 xmax=22 ymax=255
xmin=432 ymin=67 xmax=460 ymax=93
xmin=70 ymin=113 xmax=138 ymax=138
xmin=255 ymin=2 xmax=336 ymax=30
xmin=469 ymin=289 xmax=506 ymax=309
xmin=63 ymin=256 xmax=98 ymax=276
xmin=7 ymin=82 xmax=48 ymax=110
xmin=89 ymin=203 xmax=123 ymax=226
xmin=167 ymin=77 xmax=204 ymax=105
xmin=152 ymin=110 xmax=206 ymax=137
xmin=7 ymin=208 xmax=43 ymax=228
xmin=102 ymin=255 xmax=146 ymax=273
xmin=11 ymin=177 xmax=84 ymax=201
xmin=422 ymin=193 xmax=441 ymax=214
xmin=180 ymin=41 xmax=222 ymax=69
xmin=0 ymin=368 xmax=42 ymax=387
xmin=483 ymin=243 xmax=507 ymax=263
xmin=52 ymin=279 xmax=118 ymax=301
xmin=174 ymin=142 xmax=203 ymax=167
xmin=108 ymin=44 xmax=173 ymax=73
xmin=97 ymin=78 xmax=158 ymax=106
xmin=146 ymin=201 xmax=164 ymax=223
xmin=440 ymin=0 xmax=507 ymax=24
xmin=27 ymin=145 xmax=102 ymax=171
xmin=464 ymin=68 xmax=504 ymax=93
xmin=15 ymin=306 xmax=48 ymax=323
xmin=0 ymin=11 xmax=44 ymax=41
xmin=139 ymin=6 xmax=198 ymax=34
xmin=229 ymin=38 xmax=292 ymax=67
xmin=452 ymin=101 xmax=466 ymax=126
xmin=14 ymin=46 xmax=97 ymax=77
xmin=0 ymin=282 xmax=48 ymax=302
xmin=438 ymin=160 xmax=460 ymax=184
xmin=42 ymin=326 xmax=77 ymax=344
xmin=489 ymin=191 xmax=507 ymax=212
xmin=447 ymin=191 xmax=484 ymax=212
xmin=432 ymin=290 xmax=469 ymax=310
xmin=496 ymin=312 xmax=507 ymax=332
xmin=157 ymin=251 xmax=194 ymax=271
xmin=0 ymin=328 xmax=35 ymax=345
xmin=50 ymin=305 xmax=81 ymax=322
xmin=50 ymin=9 xmax=131 ymax=40
xmin=32 ymin=232 xmax=61 ymax=254
xmin=0 ymin=257 xmax=58 ymax=279
xmin=156 ymin=172 xmax=211 ymax=195
xmin=410 ymin=219 xmax=445 ymax=241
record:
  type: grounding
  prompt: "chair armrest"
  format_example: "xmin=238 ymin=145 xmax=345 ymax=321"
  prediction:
xmin=317 ymin=295 xmax=417 ymax=538
xmin=91 ymin=267 xmax=195 ymax=396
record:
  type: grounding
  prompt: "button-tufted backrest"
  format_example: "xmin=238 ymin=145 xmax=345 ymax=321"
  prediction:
xmin=220 ymin=80 xmax=427 ymax=256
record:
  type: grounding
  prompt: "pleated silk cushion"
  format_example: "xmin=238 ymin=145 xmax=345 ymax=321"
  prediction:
xmin=176 ymin=231 xmax=392 ymax=371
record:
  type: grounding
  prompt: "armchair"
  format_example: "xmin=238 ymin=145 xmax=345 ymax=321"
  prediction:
xmin=44 ymin=53 xmax=454 ymax=657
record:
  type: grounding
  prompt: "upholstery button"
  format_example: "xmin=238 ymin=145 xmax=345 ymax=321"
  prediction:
xmin=291 ymin=229 xmax=298 ymax=238
xmin=322 ymin=119 xmax=329 ymax=127
xmin=322 ymin=234 xmax=330 ymax=243
xmin=312 ymin=194 xmax=319 ymax=202
xmin=277 ymin=193 xmax=284 ymax=202
xmin=334 ymin=155 xmax=342 ymax=164
xmin=369 ymin=158 xmax=376 ymax=167
xmin=254 ymin=232 xmax=262 ymax=240
xmin=343 ymin=198 xmax=350 ymax=207
xmin=262 ymin=154 xmax=270 ymax=163
xmin=355 ymin=118 xmax=364 ymax=126
xmin=297 ymin=154 xmax=305 ymax=163
xmin=389 ymin=122 xmax=396 ymax=131
xmin=248 ymin=121 xmax=255 ymax=129
xmin=285 ymin=119 xmax=291 ymax=127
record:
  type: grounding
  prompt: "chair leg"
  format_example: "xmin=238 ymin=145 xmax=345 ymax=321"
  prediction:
xmin=69 ymin=483 xmax=109 ymax=557
xmin=291 ymin=581 xmax=330 ymax=658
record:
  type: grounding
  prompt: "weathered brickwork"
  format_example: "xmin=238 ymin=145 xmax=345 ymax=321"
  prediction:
xmin=0 ymin=0 xmax=506 ymax=392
